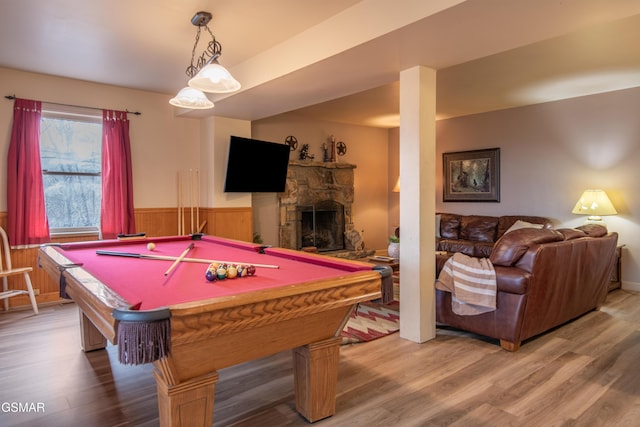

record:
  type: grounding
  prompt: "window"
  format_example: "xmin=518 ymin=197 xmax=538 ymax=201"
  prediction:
xmin=39 ymin=105 xmax=102 ymax=234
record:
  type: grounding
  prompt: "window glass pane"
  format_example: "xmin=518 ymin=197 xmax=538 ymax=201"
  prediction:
xmin=40 ymin=118 xmax=101 ymax=173
xmin=40 ymin=114 xmax=102 ymax=231
xmin=42 ymin=174 xmax=101 ymax=229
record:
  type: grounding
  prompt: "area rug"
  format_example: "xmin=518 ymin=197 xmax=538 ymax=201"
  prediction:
xmin=341 ymin=300 xmax=400 ymax=344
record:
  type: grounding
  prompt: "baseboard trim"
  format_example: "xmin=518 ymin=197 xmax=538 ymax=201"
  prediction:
xmin=622 ymin=281 xmax=640 ymax=292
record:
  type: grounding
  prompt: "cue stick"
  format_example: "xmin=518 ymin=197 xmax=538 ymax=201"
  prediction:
xmin=96 ymin=250 xmax=280 ymax=269
xmin=178 ymin=171 xmax=183 ymax=235
xmin=164 ymin=242 xmax=194 ymax=276
xmin=177 ymin=171 xmax=181 ymax=235
xmin=196 ymin=168 xmax=200 ymax=234
xmin=190 ymin=168 xmax=194 ymax=234
xmin=181 ymin=171 xmax=186 ymax=235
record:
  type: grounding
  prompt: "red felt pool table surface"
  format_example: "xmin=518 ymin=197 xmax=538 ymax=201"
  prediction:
xmin=52 ymin=235 xmax=370 ymax=310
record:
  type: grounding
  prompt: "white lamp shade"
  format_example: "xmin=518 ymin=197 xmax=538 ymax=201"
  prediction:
xmin=188 ymin=62 xmax=241 ymax=93
xmin=169 ymin=87 xmax=214 ymax=109
xmin=571 ymin=189 xmax=617 ymax=219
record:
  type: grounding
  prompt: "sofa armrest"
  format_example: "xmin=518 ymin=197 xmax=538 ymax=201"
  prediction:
xmin=495 ymin=265 xmax=530 ymax=294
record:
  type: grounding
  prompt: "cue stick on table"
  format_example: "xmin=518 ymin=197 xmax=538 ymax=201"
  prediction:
xmin=96 ymin=249 xmax=280 ymax=269
xmin=164 ymin=243 xmax=194 ymax=276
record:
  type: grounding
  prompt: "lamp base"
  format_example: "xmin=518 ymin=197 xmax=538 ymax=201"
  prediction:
xmin=584 ymin=216 xmax=607 ymax=228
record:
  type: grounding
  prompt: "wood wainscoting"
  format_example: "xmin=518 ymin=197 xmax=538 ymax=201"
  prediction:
xmin=0 ymin=206 xmax=252 ymax=310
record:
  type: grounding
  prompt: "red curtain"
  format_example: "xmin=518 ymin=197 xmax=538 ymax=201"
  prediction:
xmin=101 ymin=110 xmax=136 ymax=239
xmin=6 ymin=98 xmax=50 ymax=247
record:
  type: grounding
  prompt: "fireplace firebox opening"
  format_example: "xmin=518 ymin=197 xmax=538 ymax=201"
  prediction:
xmin=297 ymin=201 xmax=345 ymax=252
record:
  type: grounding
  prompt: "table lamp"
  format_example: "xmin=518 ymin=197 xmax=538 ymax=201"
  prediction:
xmin=572 ymin=189 xmax=617 ymax=225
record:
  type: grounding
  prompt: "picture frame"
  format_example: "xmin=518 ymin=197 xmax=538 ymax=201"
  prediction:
xmin=443 ymin=148 xmax=500 ymax=202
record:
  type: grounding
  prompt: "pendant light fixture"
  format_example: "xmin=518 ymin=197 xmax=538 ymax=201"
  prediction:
xmin=169 ymin=11 xmax=241 ymax=109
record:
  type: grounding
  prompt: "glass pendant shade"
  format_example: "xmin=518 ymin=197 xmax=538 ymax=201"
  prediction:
xmin=188 ymin=62 xmax=241 ymax=93
xmin=169 ymin=86 xmax=214 ymax=109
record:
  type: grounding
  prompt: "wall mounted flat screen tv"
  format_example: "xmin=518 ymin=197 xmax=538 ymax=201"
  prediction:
xmin=224 ymin=136 xmax=291 ymax=192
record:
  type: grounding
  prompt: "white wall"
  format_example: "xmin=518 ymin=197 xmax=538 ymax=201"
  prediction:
xmin=0 ymin=67 xmax=201 ymax=210
xmin=434 ymin=87 xmax=640 ymax=288
xmin=200 ymin=116 xmax=252 ymax=208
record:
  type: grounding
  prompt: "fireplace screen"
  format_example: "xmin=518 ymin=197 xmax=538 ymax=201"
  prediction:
xmin=297 ymin=201 xmax=345 ymax=252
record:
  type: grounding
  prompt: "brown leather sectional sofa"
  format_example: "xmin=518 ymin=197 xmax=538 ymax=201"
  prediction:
xmin=436 ymin=213 xmax=553 ymax=257
xmin=436 ymin=223 xmax=618 ymax=351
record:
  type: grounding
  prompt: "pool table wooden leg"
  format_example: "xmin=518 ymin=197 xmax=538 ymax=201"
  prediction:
xmin=78 ymin=310 xmax=107 ymax=351
xmin=153 ymin=367 xmax=219 ymax=427
xmin=293 ymin=336 xmax=342 ymax=422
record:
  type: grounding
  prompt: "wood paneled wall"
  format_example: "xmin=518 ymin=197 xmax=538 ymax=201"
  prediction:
xmin=0 ymin=207 xmax=252 ymax=310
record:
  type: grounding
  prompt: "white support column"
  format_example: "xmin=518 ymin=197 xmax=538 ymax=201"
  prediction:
xmin=398 ymin=66 xmax=437 ymax=343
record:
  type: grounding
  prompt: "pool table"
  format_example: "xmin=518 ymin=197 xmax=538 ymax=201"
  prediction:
xmin=38 ymin=234 xmax=390 ymax=426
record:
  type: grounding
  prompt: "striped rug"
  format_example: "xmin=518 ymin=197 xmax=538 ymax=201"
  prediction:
xmin=341 ymin=300 xmax=400 ymax=344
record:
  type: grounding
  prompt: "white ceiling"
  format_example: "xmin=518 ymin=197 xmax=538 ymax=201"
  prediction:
xmin=1 ymin=0 xmax=640 ymax=127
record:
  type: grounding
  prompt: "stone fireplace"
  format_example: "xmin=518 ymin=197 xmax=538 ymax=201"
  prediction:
xmin=279 ymin=160 xmax=371 ymax=257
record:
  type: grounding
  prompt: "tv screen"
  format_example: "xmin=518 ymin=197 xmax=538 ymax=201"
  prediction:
xmin=224 ymin=136 xmax=291 ymax=192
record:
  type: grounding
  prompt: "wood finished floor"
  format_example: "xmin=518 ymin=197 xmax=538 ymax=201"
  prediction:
xmin=1 ymin=290 xmax=639 ymax=426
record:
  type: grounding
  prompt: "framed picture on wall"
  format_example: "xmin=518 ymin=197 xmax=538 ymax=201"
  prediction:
xmin=443 ymin=148 xmax=500 ymax=202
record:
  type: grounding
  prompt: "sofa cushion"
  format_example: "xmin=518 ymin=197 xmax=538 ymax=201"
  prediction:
xmin=459 ymin=215 xmax=499 ymax=242
xmin=440 ymin=214 xmax=461 ymax=239
xmin=497 ymin=215 xmax=552 ymax=238
xmin=576 ymin=224 xmax=608 ymax=237
xmin=556 ymin=228 xmax=587 ymax=240
xmin=490 ymin=228 xmax=563 ymax=267
xmin=505 ymin=220 xmax=544 ymax=234
xmin=474 ymin=242 xmax=494 ymax=258
xmin=437 ymin=239 xmax=475 ymax=257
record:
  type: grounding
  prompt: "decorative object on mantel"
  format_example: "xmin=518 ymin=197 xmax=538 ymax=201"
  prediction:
xmin=388 ymin=235 xmax=400 ymax=259
xmin=322 ymin=143 xmax=330 ymax=162
xmin=336 ymin=140 xmax=347 ymax=156
xmin=285 ymin=135 xmax=298 ymax=151
xmin=325 ymin=135 xmax=347 ymax=161
xmin=299 ymin=144 xmax=314 ymax=160
xmin=329 ymin=135 xmax=337 ymax=162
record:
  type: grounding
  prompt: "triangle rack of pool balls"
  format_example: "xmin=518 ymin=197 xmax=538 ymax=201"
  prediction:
xmin=205 ymin=262 xmax=256 ymax=281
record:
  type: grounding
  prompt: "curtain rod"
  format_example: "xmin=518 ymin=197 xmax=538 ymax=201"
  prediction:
xmin=4 ymin=95 xmax=141 ymax=116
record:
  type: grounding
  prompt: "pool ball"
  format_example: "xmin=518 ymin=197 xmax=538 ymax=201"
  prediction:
xmin=227 ymin=265 xmax=238 ymax=279
xmin=147 ymin=242 xmax=156 ymax=251
xmin=236 ymin=265 xmax=246 ymax=277
xmin=216 ymin=266 xmax=227 ymax=280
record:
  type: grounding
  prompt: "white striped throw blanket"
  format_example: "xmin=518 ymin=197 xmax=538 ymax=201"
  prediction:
xmin=436 ymin=252 xmax=497 ymax=316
